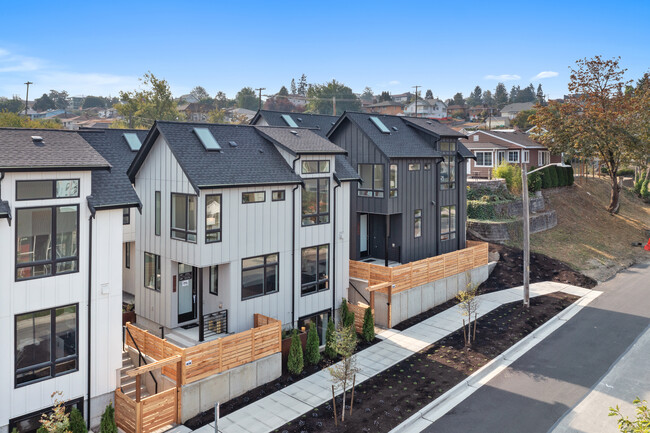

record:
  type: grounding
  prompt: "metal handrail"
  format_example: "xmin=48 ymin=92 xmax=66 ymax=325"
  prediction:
xmin=349 ymin=280 xmax=370 ymax=305
xmin=123 ymin=325 xmax=158 ymax=395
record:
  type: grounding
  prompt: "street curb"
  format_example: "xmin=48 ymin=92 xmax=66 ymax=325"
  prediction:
xmin=389 ymin=288 xmax=603 ymax=433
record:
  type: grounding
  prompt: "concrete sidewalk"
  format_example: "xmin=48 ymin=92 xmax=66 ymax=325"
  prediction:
xmin=197 ymin=281 xmax=591 ymax=433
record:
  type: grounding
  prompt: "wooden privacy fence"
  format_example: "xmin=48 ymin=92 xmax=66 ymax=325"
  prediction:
xmin=124 ymin=313 xmax=282 ymax=385
xmin=350 ymin=241 xmax=489 ymax=294
xmin=347 ymin=302 xmax=373 ymax=334
xmin=115 ymin=387 xmax=178 ymax=433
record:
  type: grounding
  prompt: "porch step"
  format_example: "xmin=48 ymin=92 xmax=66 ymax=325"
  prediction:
xmin=119 ymin=351 xmax=150 ymax=400
xmin=163 ymin=332 xmax=195 ymax=349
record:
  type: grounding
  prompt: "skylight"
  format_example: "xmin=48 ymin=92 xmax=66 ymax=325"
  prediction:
xmin=229 ymin=141 xmax=238 ymax=147
xmin=123 ymin=133 xmax=142 ymax=151
xmin=370 ymin=116 xmax=390 ymax=134
xmin=281 ymin=114 xmax=298 ymax=127
xmin=194 ymin=127 xmax=221 ymax=150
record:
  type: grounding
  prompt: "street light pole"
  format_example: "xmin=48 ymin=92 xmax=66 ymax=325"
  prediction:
xmin=24 ymin=81 xmax=33 ymax=115
xmin=255 ymin=87 xmax=266 ymax=110
xmin=412 ymin=85 xmax=420 ymax=117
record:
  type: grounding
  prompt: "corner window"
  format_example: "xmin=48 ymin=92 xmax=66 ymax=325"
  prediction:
xmin=302 ymin=160 xmax=330 ymax=174
xmin=15 ymin=304 xmax=78 ymax=387
xmin=242 ymin=253 xmax=278 ymax=300
xmin=205 ymin=194 xmax=222 ymax=243
xmin=242 ymin=192 xmax=265 ymax=204
xmin=272 ymin=190 xmax=286 ymax=201
xmin=209 ymin=265 xmax=218 ymax=295
xmin=475 ymin=152 xmax=493 ymax=167
xmin=16 ymin=179 xmax=79 ymax=201
xmin=16 ymin=205 xmax=79 ymax=281
xmin=144 ymin=252 xmax=161 ymax=291
xmin=154 ymin=191 xmax=161 ymax=236
xmin=441 ymin=206 xmax=456 ymax=241
xmin=414 ymin=210 xmax=422 ymax=238
xmin=301 ymin=244 xmax=329 ymax=295
xmin=171 ymin=193 xmax=197 ymax=242
xmin=123 ymin=208 xmax=130 ymax=225
xmin=302 ymin=178 xmax=330 ymax=225
xmin=389 ymin=164 xmax=398 ymax=198
xmin=125 ymin=243 xmax=130 ymax=269
xmin=358 ymin=164 xmax=384 ymax=197
xmin=408 ymin=163 xmax=421 ymax=171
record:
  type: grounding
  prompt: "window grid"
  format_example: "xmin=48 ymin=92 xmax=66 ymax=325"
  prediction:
xmin=440 ymin=205 xmax=457 ymax=241
xmin=301 ymin=244 xmax=329 ymax=296
xmin=358 ymin=164 xmax=384 ymax=198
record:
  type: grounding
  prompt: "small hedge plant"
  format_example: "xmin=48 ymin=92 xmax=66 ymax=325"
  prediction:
xmin=304 ymin=323 xmax=321 ymax=366
xmin=362 ymin=307 xmax=375 ymax=343
xmin=287 ymin=329 xmax=304 ymax=375
xmin=69 ymin=408 xmax=87 ymax=433
xmin=324 ymin=318 xmax=337 ymax=359
xmin=492 ymin=162 xmax=522 ymax=193
xmin=99 ymin=403 xmax=117 ymax=433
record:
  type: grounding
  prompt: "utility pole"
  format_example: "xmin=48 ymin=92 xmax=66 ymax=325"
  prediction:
xmin=412 ymin=85 xmax=420 ymax=117
xmin=332 ymin=96 xmax=336 ymax=115
xmin=24 ymin=81 xmax=33 ymax=115
xmin=521 ymin=165 xmax=530 ymax=308
xmin=255 ymin=87 xmax=265 ymax=110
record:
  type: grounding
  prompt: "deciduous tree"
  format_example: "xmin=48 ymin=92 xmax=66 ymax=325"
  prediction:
xmin=190 ymin=85 xmax=210 ymax=102
xmin=305 ymin=80 xmax=360 ymax=115
xmin=235 ymin=87 xmax=258 ymax=111
xmin=82 ymin=95 xmax=106 ymax=109
xmin=425 ymin=89 xmax=433 ymax=99
xmin=48 ymin=90 xmax=69 ymax=111
xmin=33 ymin=93 xmax=56 ymax=111
xmin=452 ymin=92 xmax=465 ymax=106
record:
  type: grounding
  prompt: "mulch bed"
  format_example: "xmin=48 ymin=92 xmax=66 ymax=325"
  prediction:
xmin=275 ymin=292 xmax=578 ymax=433
xmin=184 ymin=337 xmax=380 ymax=429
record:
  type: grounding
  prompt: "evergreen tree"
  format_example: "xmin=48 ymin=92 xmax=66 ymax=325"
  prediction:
xmin=509 ymin=85 xmax=520 ymax=103
xmin=515 ymin=84 xmax=536 ymax=102
xmin=379 ymin=91 xmax=391 ymax=102
xmin=494 ymin=83 xmax=509 ymax=109
xmin=452 ymin=92 xmax=465 ymax=106
xmin=290 ymin=78 xmax=297 ymax=95
xmin=99 ymin=403 xmax=117 ymax=433
xmin=482 ymin=90 xmax=494 ymax=107
xmin=425 ymin=89 xmax=433 ymax=99
xmin=305 ymin=323 xmax=321 ymax=365
xmin=278 ymin=86 xmax=289 ymax=96
xmin=362 ymin=307 xmax=375 ymax=342
xmin=297 ymin=74 xmax=308 ymax=96
xmin=468 ymin=85 xmax=482 ymax=106
xmin=536 ymin=84 xmax=545 ymax=104
xmin=287 ymin=330 xmax=304 ymax=375
xmin=33 ymin=93 xmax=56 ymax=111
xmin=324 ymin=318 xmax=336 ymax=358
xmin=69 ymin=408 xmax=87 ymax=433
xmin=235 ymin=87 xmax=258 ymax=110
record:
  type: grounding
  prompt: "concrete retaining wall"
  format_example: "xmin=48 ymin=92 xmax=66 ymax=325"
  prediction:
xmin=180 ymin=352 xmax=281 ymax=422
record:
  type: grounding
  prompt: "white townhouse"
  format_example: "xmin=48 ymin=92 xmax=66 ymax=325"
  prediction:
xmin=126 ymin=121 xmax=357 ymax=347
xmin=403 ymin=98 xmax=448 ymax=119
xmin=0 ymin=129 xmax=126 ymax=433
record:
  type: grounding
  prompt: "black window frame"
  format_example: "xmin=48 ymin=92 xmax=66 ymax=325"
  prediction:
xmin=272 ymin=190 xmax=286 ymax=201
xmin=15 ymin=179 xmax=80 ymax=201
xmin=9 ymin=397 xmax=83 ymax=433
xmin=125 ymin=242 xmax=130 ymax=269
xmin=302 ymin=178 xmax=330 ymax=226
xmin=440 ymin=140 xmax=457 ymax=190
xmin=14 ymin=303 xmax=79 ymax=388
xmin=122 ymin=208 xmax=130 ymax=225
xmin=209 ymin=265 xmax=218 ymax=295
xmin=241 ymin=253 xmax=279 ymax=300
xmin=357 ymin=164 xmax=384 ymax=198
xmin=414 ymin=209 xmax=422 ymax=238
xmin=302 ymin=160 xmax=330 ymax=174
xmin=154 ymin=191 xmax=161 ymax=236
xmin=408 ymin=163 xmax=421 ymax=171
xmin=242 ymin=191 xmax=266 ymax=204
xmin=205 ymin=194 xmax=222 ymax=244
xmin=389 ymin=164 xmax=398 ymax=198
xmin=297 ymin=309 xmax=331 ymax=345
xmin=301 ymin=244 xmax=330 ymax=296
xmin=170 ymin=192 xmax=197 ymax=243
xmin=15 ymin=204 xmax=80 ymax=282
xmin=144 ymin=252 xmax=161 ymax=291
xmin=440 ymin=205 xmax=457 ymax=241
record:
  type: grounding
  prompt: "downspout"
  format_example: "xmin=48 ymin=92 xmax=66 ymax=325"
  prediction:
xmin=332 ymin=175 xmax=341 ymax=320
xmin=291 ymin=155 xmax=301 ymax=329
xmin=86 ymin=205 xmax=95 ymax=428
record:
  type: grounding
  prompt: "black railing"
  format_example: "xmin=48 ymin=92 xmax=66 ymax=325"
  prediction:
xmin=203 ymin=309 xmax=228 ymax=339
xmin=123 ymin=325 xmax=158 ymax=395
xmin=349 ymin=280 xmax=370 ymax=305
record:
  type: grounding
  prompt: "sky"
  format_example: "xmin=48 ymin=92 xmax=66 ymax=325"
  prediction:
xmin=1 ymin=0 xmax=649 ymax=102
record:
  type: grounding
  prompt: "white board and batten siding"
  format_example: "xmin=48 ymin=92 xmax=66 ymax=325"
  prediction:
xmin=0 ymin=171 xmax=122 ymax=430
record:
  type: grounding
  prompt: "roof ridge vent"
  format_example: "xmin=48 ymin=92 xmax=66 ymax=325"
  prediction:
xmin=290 ymin=130 xmax=299 ymax=135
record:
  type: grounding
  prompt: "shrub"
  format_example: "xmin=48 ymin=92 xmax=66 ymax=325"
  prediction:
xmin=557 ymin=166 xmax=568 ymax=187
xmin=304 ymin=323 xmax=321 ymax=366
xmin=324 ymin=318 xmax=337 ymax=359
xmin=36 ymin=427 xmax=48 ymax=433
xmin=69 ymin=408 xmax=87 ymax=433
xmin=287 ymin=330 xmax=304 ymax=375
xmin=99 ymin=403 xmax=117 ymax=433
xmin=634 ymin=173 xmax=645 ymax=195
xmin=467 ymin=200 xmax=497 ymax=220
xmin=492 ymin=162 xmax=522 ymax=193
xmin=541 ymin=167 xmax=553 ymax=189
xmin=617 ymin=168 xmax=635 ymax=177
xmin=362 ymin=307 xmax=375 ymax=343
xmin=567 ymin=165 xmax=575 ymax=185
xmin=641 ymin=179 xmax=650 ymax=201
xmin=527 ymin=171 xmax=542 ymax=192
xmin=549 ymin=165 xmax=559 ymax=187
xmin=340 ymin=298 xmax=349 ymax=326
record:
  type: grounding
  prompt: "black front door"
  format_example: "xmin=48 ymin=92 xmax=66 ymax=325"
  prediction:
xmin=177 ymin=264 xmax=197 ymax=323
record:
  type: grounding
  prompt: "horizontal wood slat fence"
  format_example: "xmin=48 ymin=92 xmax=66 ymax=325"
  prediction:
xmin=347 ymin=303 xmax=373 ymax=334
xmin=350 ymin=241 xmax=489 ymax=294
xmin=115 ymin=387 xmax=178 ymax=433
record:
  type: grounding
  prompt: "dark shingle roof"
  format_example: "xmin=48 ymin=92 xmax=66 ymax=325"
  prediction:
xmin=481 ymin=130 xmax=545 ymax=149
xmin=252 ymin=110 xmax=339 ymax=137
xmin=334 ymin=155 xmax=360 ymax=181
xmin=129 ymin=122 xmax=302 ymax=189
xmin=457 ymin=142 xmax=476 ymax=159
xmin=0 ymin=128 xmax=110 ymax=171
xmin=254 ymin=126 xmax=346 ymax=155
xmin=0 ymin=200 xmax=11 ymax=220
xmin=402 ymin=117 xmax=466 ymax=138
xmin=78 ymin=129 xmax=147 ymax=210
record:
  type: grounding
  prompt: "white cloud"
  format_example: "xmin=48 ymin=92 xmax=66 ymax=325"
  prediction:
xmin=532 ymin=71 xmax=559 ymax=80
xmin=388 ymin=80 xmax=400 ymax=86
xmin=484 ymin=74 xmax=521 ymax=81
xmin=0 ymin=48 xmax=44 ymax=73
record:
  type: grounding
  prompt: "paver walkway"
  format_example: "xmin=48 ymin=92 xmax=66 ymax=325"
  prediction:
xmin=197 ymin=281 xmax=592 ymax=433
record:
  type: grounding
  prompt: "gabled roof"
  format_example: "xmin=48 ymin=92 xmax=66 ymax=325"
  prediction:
xmin=128 ymin=121 xmax=302 ymax=190
xmin=334 ymin=155 xmax=360 ymax=182
xmin=476 ymin=130 xmax=546 ymax=149
xmin=501 ymin=102 xmax=535 ymax=113
xmin=402 ymin=117 xmax=466 ymax=138
xmin=254 ymin=126 xmax=346 ymax=155
xmin=463 ymin=142 xmax=509 ymax=150
xmin=0 ymin=128 xmax=111 ymax=172
xmin=251 ymin=110 xmax=338 ymax=137
xmin=78 ymin=128 xmax=147 ymax=210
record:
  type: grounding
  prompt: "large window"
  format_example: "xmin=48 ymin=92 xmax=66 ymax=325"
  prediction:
xmin=144 ymin=252 xmax=161 ymax=291
xmin=15 ymin=304 xmax=78 ymax=387
xmin=242 ymin=253 xmax=278 ymax=300
xmin=440 ymin=140 xmax=457 ymax=190
xmin=242 ymin=192 xmax=265 ymax=203
xmin=302 ymin=178 xmax=330 ymax=226
xmin=171 ymin=193 xmax=197 ymax=242
xmin=298 ymin=310 xmax=331 ymax=345
xmin=389 ymin=164 xmax=398 ymax=198
xmin=209 ymin=265 xmax=218 ymax=295
xmin=441 ymin=206 xmax=456 ymax=241
xmin=302 ymin=160 xmax=330 ymax=174
xmin=475 ymin=152 xmax=493 ymax=167
xmin=16 ymin=179 xmax=79 ymax=201
xmin=301 ymin=244 xmax=329 ymax=295
xmin=523 ymin=150 xmax=530 ymax=163
xmin=16 ymin=205 xmax=79 ymax=281
xmin=358 ymin=164 xmax=384 ymax=197
xmin=155 ymin=191 xmax=161 ymax=236
xmin=414 ymin=210 xmax=422 ymax=238
xmin=508 ymin=151 xmax=519 ymax=163
xmin=205 ymin=194 xmax=222 ymax=243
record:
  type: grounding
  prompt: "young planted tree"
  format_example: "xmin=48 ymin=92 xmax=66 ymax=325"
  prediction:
xmin=39 ymin=392 xmax=70 ymax=433
xmin=305 ymin=323 xmax=321 ymax=366
xmin=69 ymin=408 xmax=87 ymax=433
xmin=328 ymin=325 xmax=360 ymax=422
xmin=324 ymin=318 xmax=337 ymax=359
xmin=362 ymin=307 xmax=375 ymax=343
xmin=99 ymin=403 xmax=117 ymax=433
xmin=287 ymin=329 xmax=304 ymax=375
xmin=456 ymin=282 xmax=480 ymax=346
xmin=609 ymin=398 xmax=649 ymax=433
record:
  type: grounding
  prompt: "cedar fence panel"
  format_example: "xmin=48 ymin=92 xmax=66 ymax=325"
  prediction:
xmin=115 ymin=389 xmax=137 ymax=433
xmin=140 ymin=388 xmax=177 ymax=433
xmin=348 ymin=303 xmax=373 ymax=334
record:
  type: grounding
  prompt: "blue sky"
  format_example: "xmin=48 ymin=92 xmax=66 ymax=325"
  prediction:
xmin=1 ymin=0 xmax=649 ymax=101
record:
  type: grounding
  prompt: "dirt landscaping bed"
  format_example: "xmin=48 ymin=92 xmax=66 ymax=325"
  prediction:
xmin=184 ymin=337 xmax=381 ymax=429
xmin=275 ymin=292 xmax=578 ymax=433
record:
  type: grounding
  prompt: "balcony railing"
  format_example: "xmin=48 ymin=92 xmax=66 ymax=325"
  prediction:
xmin=203 ymin=309 xmax=228 ymax=339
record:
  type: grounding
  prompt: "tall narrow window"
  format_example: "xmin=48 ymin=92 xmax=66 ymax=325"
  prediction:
xmin=414 ymin=210 xmax=422 ymax=238
xmin=440 ymin=140 xmax=457 ymax=190
xmin=122 ymin=208 xmax=130 ymax=225
xmin=301 ymin=244 xmax=329 ymax=295
xmin=389 ymin=164 xmax=398 ymax=198
xmin=302 ymin=178 xmax=330 ymax=225
xmin=209 ymin=265 xmax=218 ymax=295
xmin=440 ymin=206 xmax=456 ymax=241
xmin=144 ymin=252 xmax=161 ymax=291
xmin=154 ymin=191 xmax=161 ymax=236
xmin=357 ymin=164 xmax=384 ymax=197
xmin=125 ymin=243 xmax=130 ymax=269
xmin=205 ymin=194 xmax=222 ymax=243
xmin=242 ymin=253 xmax=278 ymax=300
xmin=171 ymin=193 xmax=197 ymax=242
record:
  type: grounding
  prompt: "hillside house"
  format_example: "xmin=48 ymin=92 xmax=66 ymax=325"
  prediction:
xmin=500 ymin=102 xmax=535 ymax=119
xmin=403 ymin=98 xmax=447 ymax=119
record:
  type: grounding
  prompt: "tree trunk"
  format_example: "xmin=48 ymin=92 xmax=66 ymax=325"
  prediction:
xmin=608 ymin=173 xmax=620 ymax=214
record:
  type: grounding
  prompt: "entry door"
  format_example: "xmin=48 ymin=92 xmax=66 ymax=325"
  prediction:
xmin=177 ymin=264 xmax=197 ymax=323
xmin=359 ymin=214 xmax=368 ymax=257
